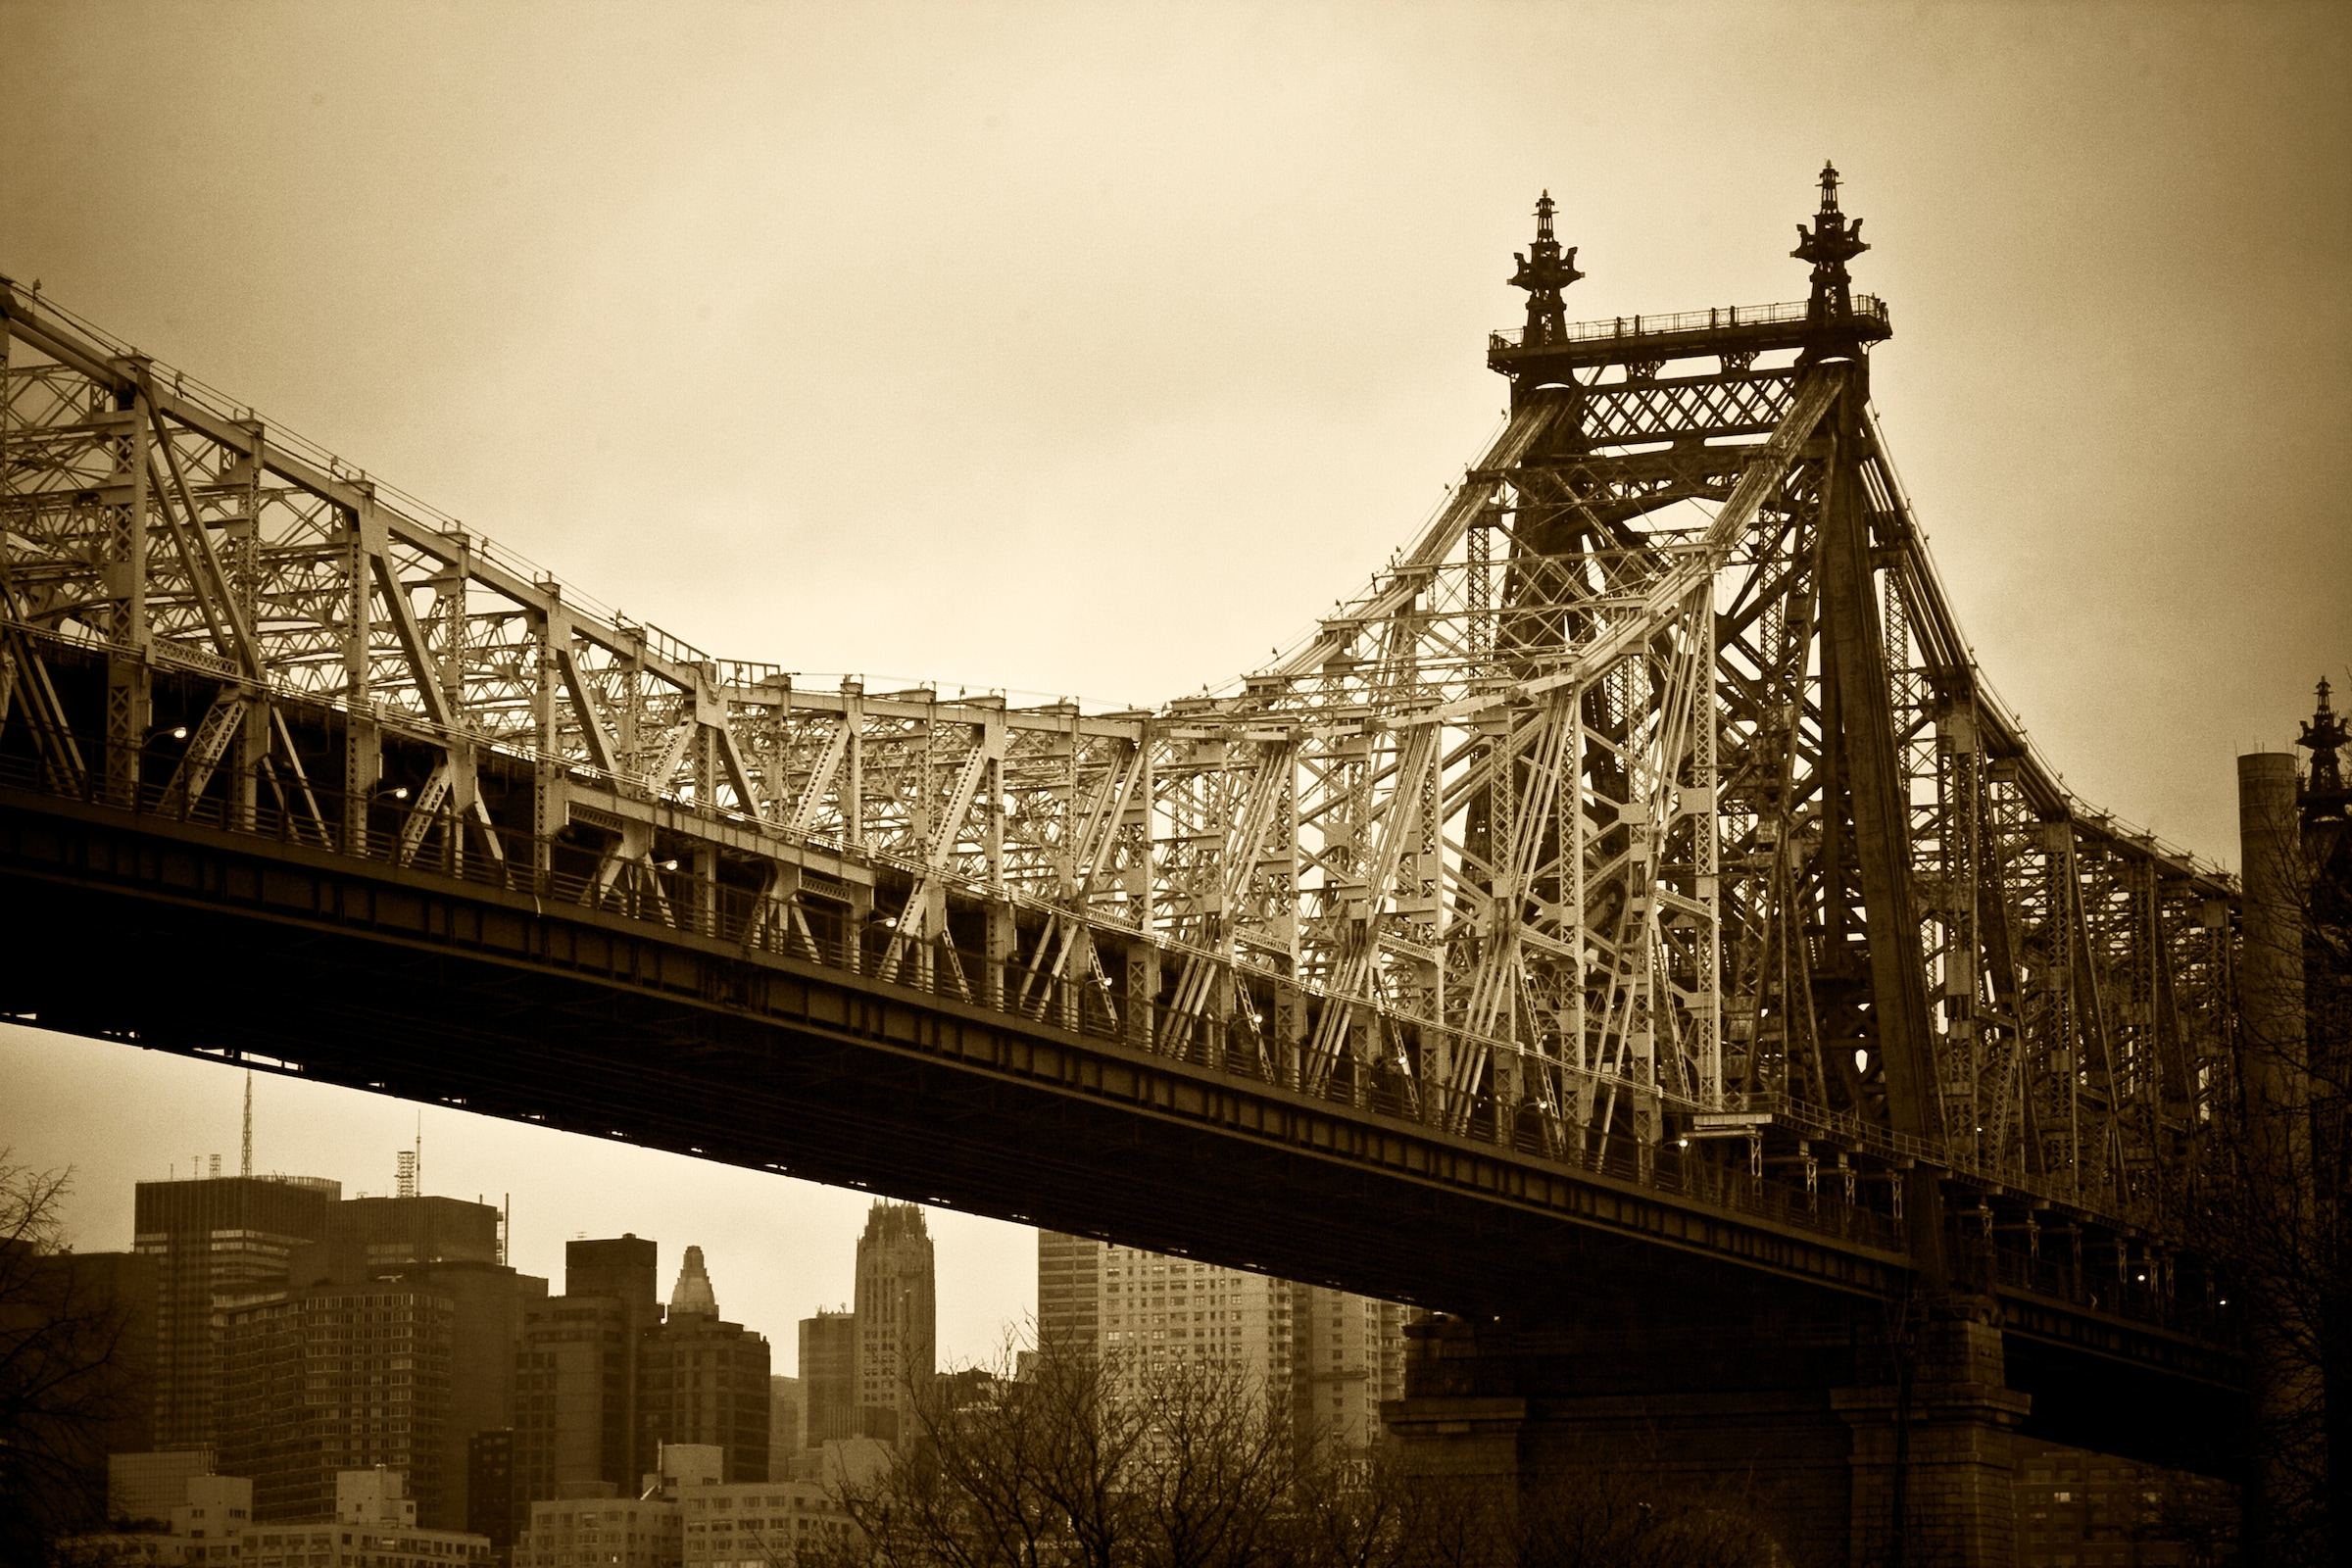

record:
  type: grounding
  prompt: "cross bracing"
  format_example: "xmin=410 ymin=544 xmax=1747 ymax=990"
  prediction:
xmin=0 ymin=178 xmax=2237 ymax=1311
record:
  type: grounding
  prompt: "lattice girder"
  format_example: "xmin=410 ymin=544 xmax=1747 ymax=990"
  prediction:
xmin=0 ymin=271 xmax=2235 ymax=1246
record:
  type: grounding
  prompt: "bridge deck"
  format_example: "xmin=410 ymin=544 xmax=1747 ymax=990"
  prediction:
xmin=0 ymin=738 xmax=2241 ymax=1396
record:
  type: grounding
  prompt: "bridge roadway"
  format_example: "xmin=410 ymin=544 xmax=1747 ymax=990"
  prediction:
xmin=0 ymin=744 xmax=2241 ymax=1478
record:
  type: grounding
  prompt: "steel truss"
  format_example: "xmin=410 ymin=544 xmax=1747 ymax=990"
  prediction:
xmin=0 ymin=183 xmax=2235 ymax=1278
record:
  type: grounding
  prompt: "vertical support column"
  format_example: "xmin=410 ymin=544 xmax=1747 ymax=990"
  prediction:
xmin=1566 ymin=689 xmax=1589 ymax=1077
xmin=434 ymin=543 xmax=469 ymax=733
xmin=447 ymin=742 xmax=477 ymax=880
xmin=1690 ymin=590 xmax=1723 ymax=1107
xmin=617 ymin=636 xmax=644 ymax=782
xmin=1278 ymin=984 xmax=1309 ymax=1092
xmin=225 ymin=427 xmax=266 ymax=832
xmin=532 ymin=602 xmax=564 ymax=885
xmin=983 ymin=747 xmax=1004 ymax=894
xmin=434 ymin=540 xmax=472 ymax=878
xmin=1125 ymin=944 xmax=1159 ymax=1053
xmin=106 ymin=379 xmax=154 ymax=805
xmin=1818 ymin=368 xmax=1944 ymax=1279
xmin=841 ymin=678 xmax=864 ymax=851
xmin=1129 ymin=728 xmax=1154 ymax=930
xmin=1125 ymin=726 xmax=1157 ymax=1051
xmin=692 ymin=663 xmax=720 ymax=810
xmin=231 ymin=702 xmax=267 ymax=831
xmin=340 ymin=512 xmax=376 ymax=853
xmin=983 ymin=900 xmax=1015 ymax=1012
xmin=693 ymin=844 xmax=719 ymax=938
xmin=1940 ymin=703 xmax=1984 ymax=1159
xmin=1206 ymin=964 xmax=1234 ymax=1067
xmin=691 ymin=662 xmax=722 ymax=937
xmin=982 ymin=734 xmax=1009 ymax=1010
xmin=844 ymin=877 xmax=871 ymax=977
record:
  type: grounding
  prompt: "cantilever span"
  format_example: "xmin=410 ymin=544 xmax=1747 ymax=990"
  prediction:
xmin=0 ymin=174 xmax=2240 ymax=1397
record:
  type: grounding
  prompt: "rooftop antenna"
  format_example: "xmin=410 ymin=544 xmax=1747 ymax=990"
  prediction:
xmin=240 ymin=1070 xmax=253 ymax=1178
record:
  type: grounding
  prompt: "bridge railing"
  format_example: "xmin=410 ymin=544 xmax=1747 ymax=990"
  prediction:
xmin=0 ymin=736 xmax=2233 ymax=1343
xmin=1487 ymin=296 xmax=1891 ymax=353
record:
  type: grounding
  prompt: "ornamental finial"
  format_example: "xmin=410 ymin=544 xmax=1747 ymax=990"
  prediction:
xmin=2301 ymin=676 xmax=2348 ymax=799
xmin=1793 ymin=161 xmax=1869 ymax=337
xmin=1509 ymin=190 xmax=1584 ymax=350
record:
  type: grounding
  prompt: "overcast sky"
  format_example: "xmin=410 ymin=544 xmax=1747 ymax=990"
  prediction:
xmin=3 ymin=2 xmax=2345 ymax=1372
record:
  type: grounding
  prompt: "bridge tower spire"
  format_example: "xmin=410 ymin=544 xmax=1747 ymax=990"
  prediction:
xmin=1507 ymin=191 xmax=1583 ymax=351
xmin=2300 ymin=675 xmax=2349 ymax=833
xmin=1793 ymin=160 xmax=1871 ymax=363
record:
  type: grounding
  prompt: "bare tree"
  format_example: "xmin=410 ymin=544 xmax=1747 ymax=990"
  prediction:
xmin=0 ymin=1154 xmax=144 ymax=1564
xmin=834 ymin=1341 xmax=1297 ymax=1568
xmin=816 ymin=1340 xmax=1790 ymax=1568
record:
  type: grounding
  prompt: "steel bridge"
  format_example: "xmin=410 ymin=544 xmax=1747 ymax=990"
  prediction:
xmin=0 ymin=170 xmax=2247 ymax=1543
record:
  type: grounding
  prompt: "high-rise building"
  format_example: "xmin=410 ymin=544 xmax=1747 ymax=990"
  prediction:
xmin=272 ymin=1221 xmax=543 ymax=1534
xmin=514 ymin=1237 xmax=661 ymax=1529
xmin=796 ymin=1311 xmax=856 ymax=1455
xmin=1037 ymin=1234 xmax=1408 ymax=1446
xmin=220 ymin=1281 xmax=457 ymax=1522
xmin=1035 ymin=1232 xmax=1102 ymax=1355
xmin=403 ymin=1257 xmax=545 ymax=1532
xmin=1289 ymin=1285 xmax=1409 ymax=1446
xmin=639 ymin=1248 xmax=769 ymax=1483
xmin=133 ymin=1174 xmax=339 ymax=1449
xmin=851 ymin=1203 xmax=934 ymax=1444
xmin=764 ymin=1377 xmax=802 ymax=1484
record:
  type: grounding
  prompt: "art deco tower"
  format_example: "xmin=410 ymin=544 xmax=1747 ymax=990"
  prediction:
xmin=851 ymin=1202 xmax=935 ymax=1443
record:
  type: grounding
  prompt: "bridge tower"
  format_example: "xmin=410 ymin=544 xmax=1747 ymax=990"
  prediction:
xmin=1383 ymin=170 xmax=2037 ymax=1568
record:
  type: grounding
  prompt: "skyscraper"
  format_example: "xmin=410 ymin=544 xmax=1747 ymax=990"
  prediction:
xmin=796 ymin=1311 xmax=856 ymax=1456
xmin=639 ymin=1245 xmax=769 ymax=1482
xmin=133 ymin=1174 xmax=338 ymax=1449
xmin=1036 ymin=1234 xmax=1409 ymax=1446
xmin=851 ymin=1203 xmax=935 ymax=1444
xmin=1036 ymin=1232 xmax=1102 ymax=1355
xmin=1289 ymin=1284 xmax=1410 ymax=1446
xmin=219 ymin=1280 xmax=457 ymax=1521
xmin=395 ymin=1255 xmax=544 ymax=1530
xmin=196 ymin=1189 xmax=529 ymax=1531
xmin=514 ymin=1236 xmax=659 ymax=1524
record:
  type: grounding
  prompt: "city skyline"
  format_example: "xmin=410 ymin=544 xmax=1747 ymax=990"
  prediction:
xmin=0 ymin=1039 xmax=1038 ymax=1377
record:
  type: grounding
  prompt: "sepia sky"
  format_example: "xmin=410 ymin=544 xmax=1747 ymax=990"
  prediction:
xmin=2 ymin=2 xmax=2346 ymax=1370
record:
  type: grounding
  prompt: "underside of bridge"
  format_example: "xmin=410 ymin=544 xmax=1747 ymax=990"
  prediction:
xmin=0 ymin=167 xmax=2252 ymax=1565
